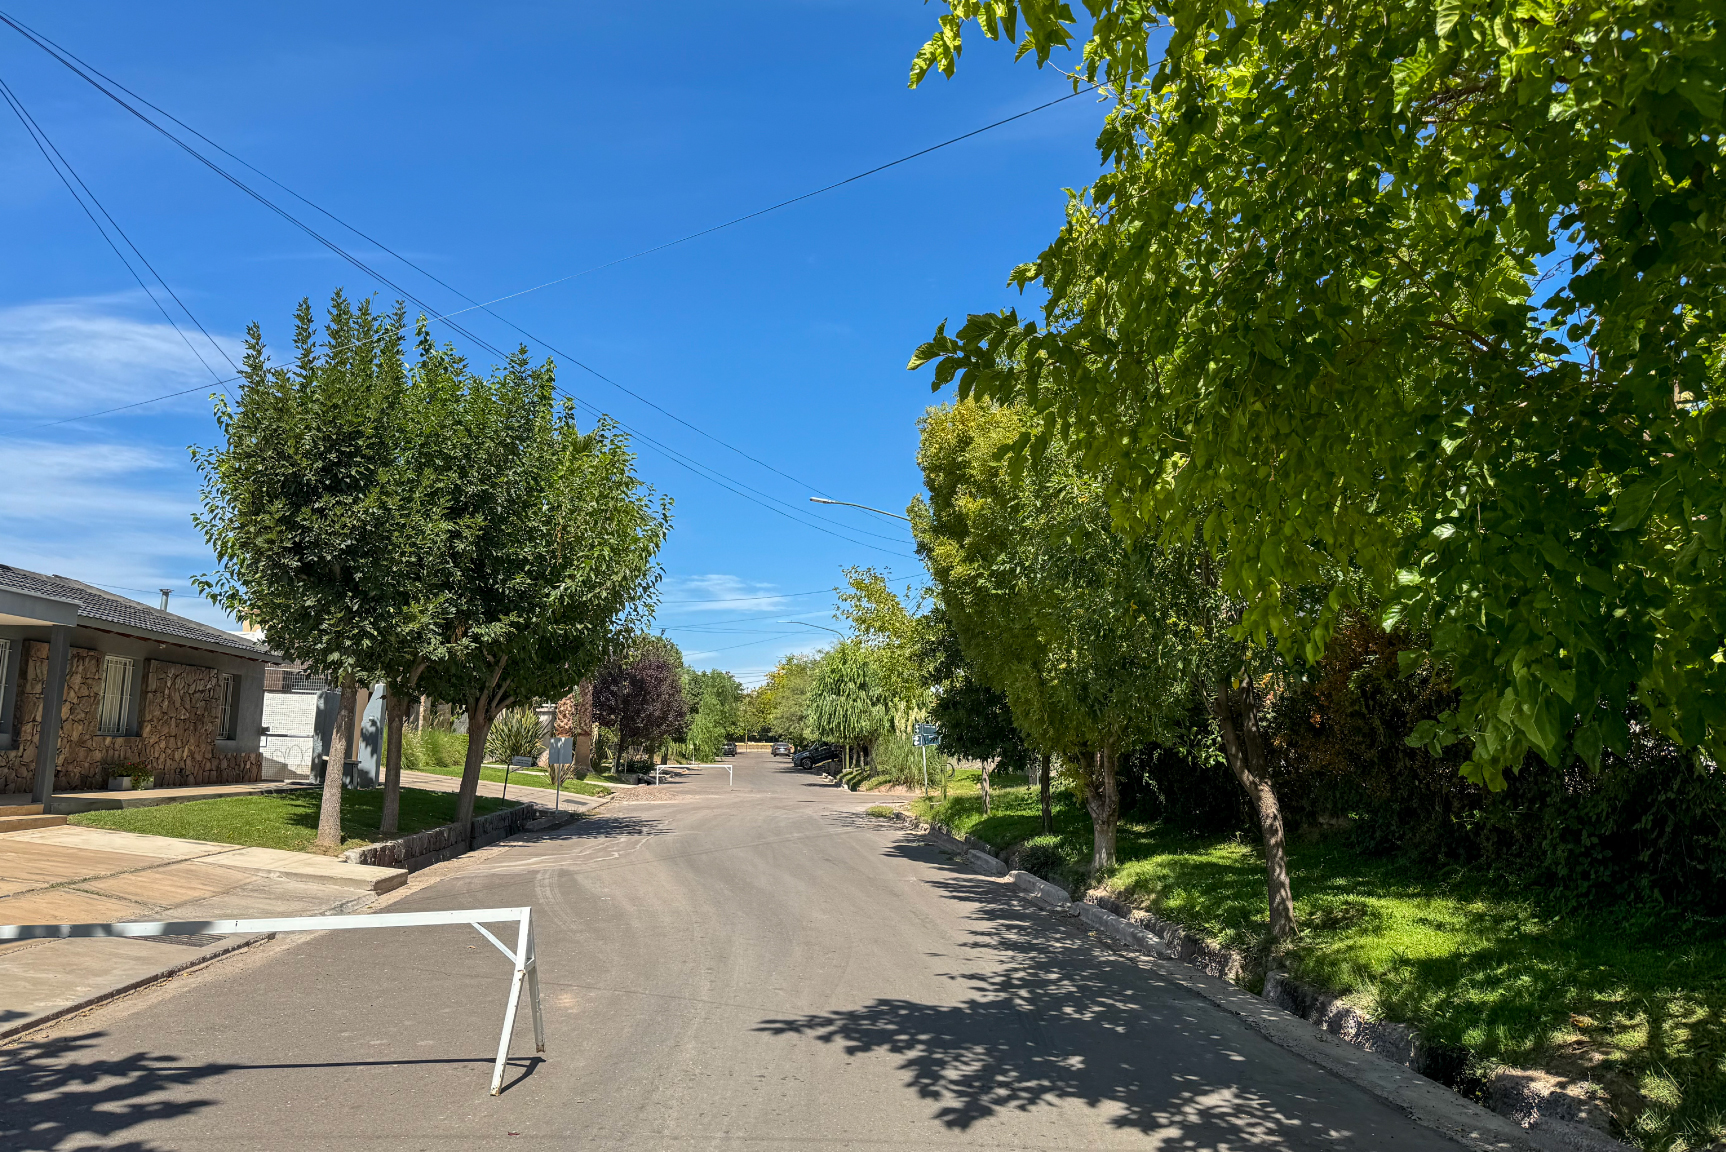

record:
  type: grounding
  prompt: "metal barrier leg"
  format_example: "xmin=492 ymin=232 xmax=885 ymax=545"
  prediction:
xmin=524 ymin=916 xmax=545 ymax=1054
xmin=490 ymin=915 xmax=532 ymax=1095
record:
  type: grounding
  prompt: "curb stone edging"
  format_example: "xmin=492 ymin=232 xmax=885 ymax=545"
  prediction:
xmin=878 ymin=806 xmax=1632 ymax=1152
xmin=342 ymin=802 xmax=565 ymax=872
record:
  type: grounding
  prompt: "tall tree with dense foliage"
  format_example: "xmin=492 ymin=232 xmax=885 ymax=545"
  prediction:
xmin=805 ymin=642 xmax=893 ymax=772
xmin=408 ymin=343 xmax=670 ymax=832
xmin=196 ymin=292 xmax=438 ymax=847
xmin=909 ymin=1 xmax=1726 ymax=791
xmin=916 ymin=400 xmax=1241 ymax=888
xmin=682 ymin=668 xmax=744 ymax=759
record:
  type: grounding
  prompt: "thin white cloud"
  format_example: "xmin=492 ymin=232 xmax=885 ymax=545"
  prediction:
xmin=0 ymin=438 xmax=234 ymax=629
xmin=659 ymin=574 xmax=793 ymax=613
xmin=0 ymin=295 xmax=241 ymax=419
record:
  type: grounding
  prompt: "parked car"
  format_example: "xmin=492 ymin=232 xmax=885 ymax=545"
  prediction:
xmin=792 ymin=742 xmax=841 ymax=771
xmin=770 ymin=742 xmax=792 ymax=757
xmin=723 ymin=742 xmax=737 ymax=756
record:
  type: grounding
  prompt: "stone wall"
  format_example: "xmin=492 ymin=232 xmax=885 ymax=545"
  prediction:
xmin=342 ymin=803 xmax=548 ymax=871
xmin=0 ymin=640 xmax=261 ymax=794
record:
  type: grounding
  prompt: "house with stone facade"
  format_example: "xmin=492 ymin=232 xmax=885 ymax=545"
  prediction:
xmin=0 ymin=564 xmax=281 ymax=805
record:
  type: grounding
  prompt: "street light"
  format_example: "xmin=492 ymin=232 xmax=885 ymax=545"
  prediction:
xmin=808 ymin=497 xmax=910 ymax=523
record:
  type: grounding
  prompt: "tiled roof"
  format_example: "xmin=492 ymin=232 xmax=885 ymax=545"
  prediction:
xmin=0 ymin=564 xmax=280 ymax=661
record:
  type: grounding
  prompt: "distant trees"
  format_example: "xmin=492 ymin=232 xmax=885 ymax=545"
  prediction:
xmin=759 ymin=653 xmax=821 ymax=745
xmin=592 ymin=635 xmax=689 ymax=772
xmin=805 ymin=642 xmax=892 ymax=772
xmin=199 ymin=291 xmax=668 ymax=842
xmin=682 ymin=668 xmax=743 ymax=760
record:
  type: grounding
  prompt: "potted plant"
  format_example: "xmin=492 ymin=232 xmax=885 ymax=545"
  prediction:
xmin=106 ymin=762 xmax=152 ymax=791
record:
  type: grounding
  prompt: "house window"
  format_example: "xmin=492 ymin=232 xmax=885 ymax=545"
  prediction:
xmin=98 ymin=656 xmax=135 ymax=736
xmin=218 ymin=673 xmax=239 ymax=741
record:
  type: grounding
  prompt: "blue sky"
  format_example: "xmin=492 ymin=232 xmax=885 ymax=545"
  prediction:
xmin=0 ymin=1 xmax=1103 ymax=688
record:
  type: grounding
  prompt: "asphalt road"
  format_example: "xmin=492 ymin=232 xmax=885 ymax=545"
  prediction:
xmin=4 ymin=751 xmax=1463 ymax=1150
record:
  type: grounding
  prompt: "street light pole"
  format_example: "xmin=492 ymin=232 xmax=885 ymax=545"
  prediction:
xmin=808 ymin=497 xmax=910 ymax=522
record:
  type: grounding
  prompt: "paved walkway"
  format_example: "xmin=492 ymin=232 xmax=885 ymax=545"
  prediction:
xmin=399 ymin=769 xmax=614 ymax=814
xmin=0 ymin=824 xmax=405 ymax=1039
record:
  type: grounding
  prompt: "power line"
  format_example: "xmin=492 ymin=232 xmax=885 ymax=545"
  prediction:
xmin=3 ymin=72 xmax=911 ymax=554
xmin=0 ymin=9 xmax=1095 ymax=502
xmin=0 ymin=72 xmax=234 ymax=395
xmin=662 ymin=588 xmax=836 ymax=604
xmin=0 ymin=17 xmax=1083 ymax=558
xmin=0 ymin=30 xmax=915 ymax=556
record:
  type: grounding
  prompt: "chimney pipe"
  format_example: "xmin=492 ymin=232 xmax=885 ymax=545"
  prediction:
xmin=159 ymin=589 xmax=172 ymax=611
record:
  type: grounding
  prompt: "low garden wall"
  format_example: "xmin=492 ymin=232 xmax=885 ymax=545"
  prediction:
xmin=342 ymin=802 xmax=552 ymax=872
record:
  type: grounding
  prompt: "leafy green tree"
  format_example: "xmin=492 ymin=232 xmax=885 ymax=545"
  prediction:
xmin=412 ymin=348 xmax=670 ymax=832
xmin=196 ymin=292 xmax=436 ymax=847
xmin=837 ymin=567 xmax=931 ymax=723
xmin=805 ymin=642 xmax=893 ymax=772
xmin=909 ymin=0 xmax=1726 ymax=789
xmin=916 ymin=602 xmax=1031 ymax=815
xmin=679 ymin=668 xmax=744 ymax=759
xmin=760 ymin=652 xmax=822 ymax=744
xmin=917 ymin=399 xmax=1286 ymax=924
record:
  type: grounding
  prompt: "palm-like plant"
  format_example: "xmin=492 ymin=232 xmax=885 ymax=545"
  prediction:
xmin=485 ymin=706 xmax=547 ymax=765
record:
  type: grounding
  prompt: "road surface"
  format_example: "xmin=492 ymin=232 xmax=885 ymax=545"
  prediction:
xmin=3 ymin=750 xmax=1463 ymax=1150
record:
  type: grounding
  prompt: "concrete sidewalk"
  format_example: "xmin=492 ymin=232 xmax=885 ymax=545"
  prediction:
xmin=0 ymin=824 xmax=406 ymax=1039
xmin=399 ymin=769 xmax=614 ymax=814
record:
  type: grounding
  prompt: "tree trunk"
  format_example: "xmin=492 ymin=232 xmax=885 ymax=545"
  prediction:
xmin=1038 ymin=752 xmax=1053 ymax=835
xmin=1082 ymin=745 xmax=1119 ymax=877
xmin=456 ymin=705 xmax=493 ymax=840
xmin=315 ymin=677 xmax=356 ymax=848
xmin=380 ymin=693 xmax=408 ymax=838
xmin=1208 ymin=680 xmax=1297 ymax=941
xmin=980 ymin=757 xmax=993 ymax=815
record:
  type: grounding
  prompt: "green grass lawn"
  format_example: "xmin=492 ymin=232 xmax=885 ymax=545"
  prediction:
xmin=404 ymin=761 xmax=612 ymax=797
xmin=69 ymin=787 xmax=519 ymax=854
xmin=913 ymin=771 xmax=1726 ymax=1151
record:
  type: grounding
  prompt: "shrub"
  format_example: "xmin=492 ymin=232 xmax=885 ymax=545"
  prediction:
xmin=486 ymin=707 xmax=547 ymax=765
xmin=399 ymin=729 xmax=467 ymax=769
xmin=873 ymin=731 xmax=945 ymax=789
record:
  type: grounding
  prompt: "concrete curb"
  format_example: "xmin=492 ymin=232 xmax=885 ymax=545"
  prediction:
xmin=0 ymin=933 xmax=276 ymax=1042
xmin=878 ymin=808 xmax=1623 ymax=1152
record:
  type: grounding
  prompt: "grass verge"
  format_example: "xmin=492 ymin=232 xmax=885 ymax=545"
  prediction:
xmin=915 ymin=771 xmax=1726 ymax=1151
xmin=69 ymin=787 xmax=519 ymax=854
xmin=405 ymin=761 xmax=612 ymax=797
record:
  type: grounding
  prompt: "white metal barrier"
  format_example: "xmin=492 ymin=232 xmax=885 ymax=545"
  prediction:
xmin=0 ymin=906 xmax=544 ymax=1095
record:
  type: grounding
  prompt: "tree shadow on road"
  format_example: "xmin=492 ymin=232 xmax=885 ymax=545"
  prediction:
xmin=2 ymin=1029 xmax=547 ymax=1151
xmin=2 ymin=1029 xmax=224 ymax=1152
xmin=754 ymin=849 xmax=1407 ymax=1148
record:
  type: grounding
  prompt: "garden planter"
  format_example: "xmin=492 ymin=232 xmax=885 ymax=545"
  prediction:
xmin=107 ymin=777 xmax=131 ymax=791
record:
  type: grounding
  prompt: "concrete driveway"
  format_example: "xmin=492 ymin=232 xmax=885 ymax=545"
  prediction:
xmin=2 ymin=751 xmax=1467 ymax=1150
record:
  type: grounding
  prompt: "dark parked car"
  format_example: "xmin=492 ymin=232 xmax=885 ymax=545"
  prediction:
xmin=770 ymin=742 xmax=792 ymax=757
xmin=792 ymin=742 xmax=841 ymax=771
xmin=723 ymin=742 xmax=737 ymax=756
